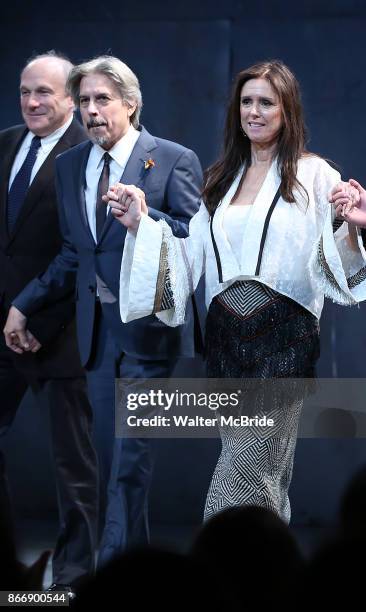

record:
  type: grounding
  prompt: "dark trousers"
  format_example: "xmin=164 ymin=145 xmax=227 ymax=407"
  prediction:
xmin=85 ymin=304 xmax=176 ymax=566
xmin=0 ymin=333 xmax=98 ymax=587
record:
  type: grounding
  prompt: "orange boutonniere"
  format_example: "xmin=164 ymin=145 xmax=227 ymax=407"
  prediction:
xmin=144 ymin=158 xmax=155 ymax=170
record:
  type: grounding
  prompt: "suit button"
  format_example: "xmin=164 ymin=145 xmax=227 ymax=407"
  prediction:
xmin=88 ymin=285 xmax=95 ymax=293
xmin=6 ymin=254 xmax=12 ymax=260
xmin=95 ymin=247 xmax=101 ymax=254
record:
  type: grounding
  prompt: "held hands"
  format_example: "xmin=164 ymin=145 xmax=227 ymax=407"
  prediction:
xmin=102 ymin=183 xmax=147 ymax=234
xmin=329 ymin=179 xmax=366 ymax=227
xmin=3 ymin=306 xmax=42 ymax=354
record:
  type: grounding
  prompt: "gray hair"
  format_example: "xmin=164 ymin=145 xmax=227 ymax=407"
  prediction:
xmin=22 ymin=50 xmax=74 ymax=82
xmin=67 ymin=55 xmax=142 ymax=128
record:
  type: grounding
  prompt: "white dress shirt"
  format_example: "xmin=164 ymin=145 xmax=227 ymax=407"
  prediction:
xmin=8 ymin=115 xmax=73 ymax=190
xmin=84 ymin=125 xmax=140 ymax=242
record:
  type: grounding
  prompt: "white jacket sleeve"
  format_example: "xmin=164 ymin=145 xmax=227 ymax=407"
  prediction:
xmin=310 ymin=159 xmax=366 ymax=305
xmin=120 ymin=202 xmax=208 ymax=326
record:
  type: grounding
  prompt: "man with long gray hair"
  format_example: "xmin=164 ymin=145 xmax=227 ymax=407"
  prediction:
xmin=5 ymin=55 xmax=202 ymax=565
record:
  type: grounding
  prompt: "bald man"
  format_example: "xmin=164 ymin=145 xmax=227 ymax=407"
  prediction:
xmin=0 ymin=52 xmax=98 ymax=594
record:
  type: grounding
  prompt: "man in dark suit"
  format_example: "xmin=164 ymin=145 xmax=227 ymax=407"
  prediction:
xmin=0 ymin=52 xmax=98 ymax=592
xmin=5 ymin=55 xmax=203 ymax=565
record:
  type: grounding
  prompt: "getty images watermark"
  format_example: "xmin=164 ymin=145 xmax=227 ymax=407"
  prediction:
xmin=114 ymin=377 xmax=322 ymax=439
xmin=115 ymin=378 xmax=366 ymax=439
xmin=126 ymin=388 xmax=275 ymax=429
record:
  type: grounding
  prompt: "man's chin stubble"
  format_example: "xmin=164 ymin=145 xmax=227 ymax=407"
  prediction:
xmin=90 ymin=134 xmax=110 ymax=146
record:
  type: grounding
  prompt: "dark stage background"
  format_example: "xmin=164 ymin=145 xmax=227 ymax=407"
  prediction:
xmin=2 ymin=0 xmax=366 ymax=530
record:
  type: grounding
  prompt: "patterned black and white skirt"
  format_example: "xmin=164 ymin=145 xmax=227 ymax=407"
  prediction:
xmin=204 ymin=281 xmax=320 ymax=523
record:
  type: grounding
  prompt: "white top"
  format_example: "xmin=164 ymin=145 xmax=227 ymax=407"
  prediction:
xmin=8 ymin=115 xmax=73 ymax=189
xmin=120 ymin=155 xmax=366 ymax=326
xmin=84 ymin=125 xmax=140 ymax=242
xmin=223 ymin=205 xmax=251 ymax=265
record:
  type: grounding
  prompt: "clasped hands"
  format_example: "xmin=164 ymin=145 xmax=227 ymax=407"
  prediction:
xmin=4 ymin=178 xmax=366 ymax=354
xmin=103 ymin=183 xmax=147 ymax=233
xmin=105 ymin=179 xmax=366 ymax=228
xmin=329 ymin=179 xmax=366 ymax=227
xmin=5 ymin=178 xmax=366 ymax=354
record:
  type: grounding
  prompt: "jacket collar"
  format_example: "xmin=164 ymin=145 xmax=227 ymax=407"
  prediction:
xmin=3 ymin=118 xmax=84 ymax=246
xmin=99 ymin=126 xmax=158 ymax=241
xmin=0 ymin=126 xmax=27 ymax=245
xmin=211 ymin=158 xmax=281 ymax=280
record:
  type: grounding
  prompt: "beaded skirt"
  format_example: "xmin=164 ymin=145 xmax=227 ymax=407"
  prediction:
xmin=205 ymin=280 xmax=320 ymax=379
xmin=204 ymin=281 xmax=320 ymax=522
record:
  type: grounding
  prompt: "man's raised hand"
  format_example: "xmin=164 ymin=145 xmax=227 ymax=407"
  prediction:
xmin=103 ymin=183 xmax=147 ymax=234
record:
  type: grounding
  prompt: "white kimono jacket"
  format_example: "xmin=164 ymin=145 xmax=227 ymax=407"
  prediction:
xmin=120 ymin=156 xmax=366 ymax=326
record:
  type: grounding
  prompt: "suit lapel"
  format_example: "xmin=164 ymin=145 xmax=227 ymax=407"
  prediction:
xmin=0 ymin=127 xmax=27 ymax=245
xmin=73 ymin=141 xmax=95 ymax=244
xmin=211 ymin=159 xmax=282 ymax=280
xmin=98 ymin=127 xmax=158 ymax=242
xmin=6 ymin=119 xmax=88 ymax=245
xmin=9 ymin=124 xmax=77 ymax=239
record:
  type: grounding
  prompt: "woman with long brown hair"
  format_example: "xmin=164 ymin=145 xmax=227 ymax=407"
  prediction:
xmin=108 ymin=60 xmax=366 ymax=522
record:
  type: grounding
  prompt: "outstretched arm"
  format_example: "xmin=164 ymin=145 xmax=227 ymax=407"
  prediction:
xmin=4 ymin=164 xmax=79 ymax=354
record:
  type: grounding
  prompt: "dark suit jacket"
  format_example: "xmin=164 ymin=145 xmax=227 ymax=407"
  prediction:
xmin=0 ymin=117 xmax=88 ymax=378
xmin=14 ymin=126 xmax=203 ymax=366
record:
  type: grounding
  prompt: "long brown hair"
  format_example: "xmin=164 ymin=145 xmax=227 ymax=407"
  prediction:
xmin=202 ymin=60 xmax=309 ymax=214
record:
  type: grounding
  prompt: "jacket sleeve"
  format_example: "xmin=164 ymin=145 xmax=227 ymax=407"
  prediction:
xmin=12 ymin=161 xmax=78 ymax=317
xmin=120 ymin=202 xmax=209 ymax=327
xmin=310 ymin=159 xmax=366 ymax=305
xmin=26 ymin=295 xmax=75 ymax=347
xmin=147 ymin=148 xmax=203 ymax=237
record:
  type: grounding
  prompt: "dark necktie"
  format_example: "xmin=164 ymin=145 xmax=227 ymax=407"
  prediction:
xmin=7 ymin=135 xmax=42 ymax=233
xmin=96 ymin=152 xmax=111 ymax=241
